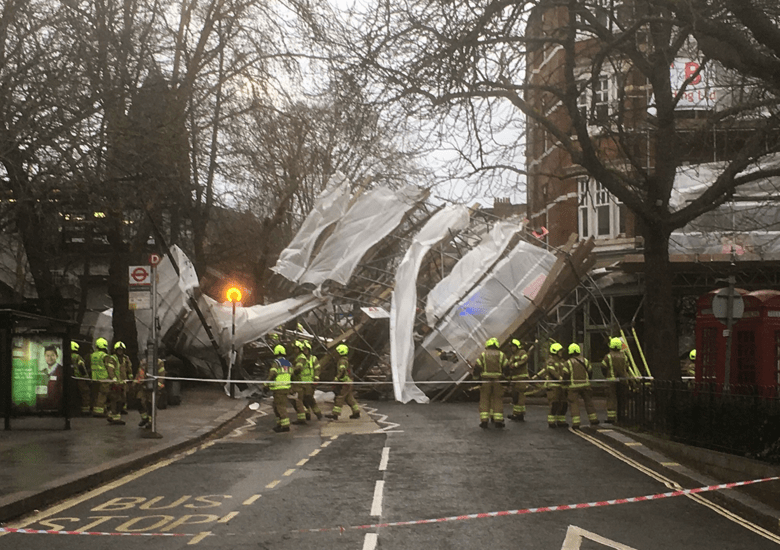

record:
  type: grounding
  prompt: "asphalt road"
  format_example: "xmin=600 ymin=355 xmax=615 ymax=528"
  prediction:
xmin=2 ymin=400 xmax=779 ymax=549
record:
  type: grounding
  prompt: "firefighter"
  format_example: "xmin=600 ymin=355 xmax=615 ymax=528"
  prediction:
xmin=602 ymin=337 xmax=633 ymax=423
xmin=71 ymin=342 xmax=91 ymax=415
xmin=473 ymin=338 xmax=508 ymax=429
xmin=533 ymin=342 xmax=567 ymax=428
xmin=110 ymin=341 xmax=133 ymax=415
xmin=100 ymin=341 xmax=125 ymax=426
xmin=301 ymin=341 xmax=323 ymax=420
xmin=135 ymin=356 xmax=165 ymax=428
xmin=290 ymin=341 xmax=309 ymax=425
xmin=506 ymin=339 xmax=530 ymax=422
xmin=327 ymin=344 xmax=360 ymax=420
xmin=562 ymin=343 xmax=599 ymax=428
xmin=90 ymin=337 xmax=112 ymax=419
xmin=268 ymin=345 xmax=293 ymax=432
xmin=682 ymin=349 xmax=696 ymax=378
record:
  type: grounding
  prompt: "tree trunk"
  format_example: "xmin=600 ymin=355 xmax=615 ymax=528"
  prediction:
xmin=107 ymin=212 xmax=139 ymax=365
xmin=642 ymin=225 xmax=679 ymax=380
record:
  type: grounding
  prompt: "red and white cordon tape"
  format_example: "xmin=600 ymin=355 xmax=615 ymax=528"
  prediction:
xmin=2 ymin=476 xmax=777 ymax=537
xmin=297 ymin=476 xmax=780 ymax=534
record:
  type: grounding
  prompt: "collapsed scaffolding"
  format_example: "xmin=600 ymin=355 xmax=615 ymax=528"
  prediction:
xmin=94 ymin=173 xmax=597 ymax=402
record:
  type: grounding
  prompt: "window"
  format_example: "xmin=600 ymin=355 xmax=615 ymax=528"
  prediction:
xmin=735 ymin=330 xmax=756 ymax=386
xmin=577 ymin=74 xmax=612 ymax=125
xmin=577 ymin=177 xmax=624 ymax=239
xmin=702 ymin=327 xmax=717 ymax=381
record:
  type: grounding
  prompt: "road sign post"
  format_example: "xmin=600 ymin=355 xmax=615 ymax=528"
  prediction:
xmin=713 ymin=278 xmax=741 ymax=393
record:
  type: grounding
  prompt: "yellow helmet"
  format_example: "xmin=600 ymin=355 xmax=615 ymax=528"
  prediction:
xmin=568 ymin=343 xmax=581 ymax=355
xmin=336 ymin=344 xmax=349 ymax=356
xmin=71 ymin=341 xmax=79 ymax=352
xmin=609 ymin=337 xmax=623 ymax=350
xmin=114 ymin=341 xmax=126 ymax=350
xmin=273 ymin=345 xmax=286 ymax=356
xmin=689 ymin=349 xmax=696 ymax=361
xmin=550 ymin=342 xmax=563 ymax=354
xmin=511 ymin=339 xmax=522 ymax=348
xmin=485 ymin=338 xmax=500 ymax=349
xmin=95 ymin=337 xmax=108 ymax=350
xmin=305 ymin=341 xmax=312 ymax=350
xmin=294 ymin=340 xmax=307 ymax=351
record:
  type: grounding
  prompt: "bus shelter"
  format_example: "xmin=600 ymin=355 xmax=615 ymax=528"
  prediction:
xmin=0 ymin=310 xmax=76 ymax=430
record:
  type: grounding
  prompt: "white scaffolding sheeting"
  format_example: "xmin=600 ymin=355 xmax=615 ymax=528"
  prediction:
xmin=93 ymin=245 xmax=199 ymax=347
xmin=390 ymin=205 xmax=470 ymax=403
xmin=425 ymin=218 xmax=523 ymax=327
xmin=670 ymin=156 xmax=780 ymax=255
xmin=299 ymin=185 xmax=426 ymax=287
xmin=95 ymin=245 xmax=326 ymax=374
xmin=271 ymin=172 xmax=351 ymax=283
xmin=413 ymin=240 xmax=557 ymax=390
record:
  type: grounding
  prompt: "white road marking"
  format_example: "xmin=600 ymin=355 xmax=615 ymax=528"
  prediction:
xmin=572 ymin=428 xmax=780 ymax=544
xmin=561 ymin=525 xmax=638 ymax=550
xmin=379 ymin=447 xmax=390 ymax=471
xmin=370 ymin=480 xmax=384 ymax=517
xmin=243 ymin=495 xmax=261 ymax=505
xmin=363 ymin=532 xmax=378 ymax=550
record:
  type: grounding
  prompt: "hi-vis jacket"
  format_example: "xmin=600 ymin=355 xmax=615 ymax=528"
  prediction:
xmin=563 ymin=355 xmax=592 ymax=389
xmin=335 ymin=357 xmax=352 ymax=383
xmin=507 ymin=349 xmax=529 ymax=380
xmin=269 ymin=357 xmax=292 ymax=391
xmin=475 ymin=348 xmax=508 ymax=379
xmin=602 ymin=350 xmax=632 ymax=380
xmin=534 ymin=356 xmax=565 ymax=388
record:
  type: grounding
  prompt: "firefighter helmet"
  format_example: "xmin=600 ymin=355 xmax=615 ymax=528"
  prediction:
xmin=95 ymin=337 xmax=108 ymax=350
xmin=485 ymin=338 xmax=500 ymax=349
xmin=511 ymin=339 xmax=522 ymax=348
xmin=273 ymin=345 xmax=286 ymax=356
xmin=71 ymin=341 xmax=79 ymax=352
xmin=114 ymin=341 xmax=126 ymax=350
xmin=609 ymin=337 xmax=623 ymax=350
xmin=550 ymin=342 xmax=563 ymax=354
xmin=336 ymin=344 xmax=349 ymax=356
xmin=568 ymin=343 xmax=581 ymax=355
xmin=689 ymin=349 xmax=696 ymax=361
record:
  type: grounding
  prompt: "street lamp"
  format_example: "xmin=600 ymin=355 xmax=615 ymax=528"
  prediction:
xmin=226 ymin=287 xmax=242 ymax=398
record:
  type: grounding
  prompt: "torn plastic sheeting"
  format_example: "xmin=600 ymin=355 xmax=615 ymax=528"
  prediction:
xmin=425 ymin=218 xmax=523 ymax=327
xmin=93 ymin=245 xmax=199 ymax=348
xmin=414 ymin=240 xmax=557 ymax=393
xmin=299 ymin=185 xmax=427 ymax=287
xmin=178 ymin=292 xmax=326 ymax=354
xmin=271 ymin=172 xmax=351 ymax=282
xmin=390 ymin=205 xmax=470 ymax=403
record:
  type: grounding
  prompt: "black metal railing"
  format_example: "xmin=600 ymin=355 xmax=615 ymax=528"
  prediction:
xmin=618 ymin=380 xmax=780 ymax=463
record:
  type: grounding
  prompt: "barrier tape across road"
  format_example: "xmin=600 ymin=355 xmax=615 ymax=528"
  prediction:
xmin=2 ymin=476 xmax=776 ymax=538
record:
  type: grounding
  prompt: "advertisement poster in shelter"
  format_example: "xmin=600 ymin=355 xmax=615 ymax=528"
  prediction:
xmin=12 ymin=334 xmax=66 ymax=413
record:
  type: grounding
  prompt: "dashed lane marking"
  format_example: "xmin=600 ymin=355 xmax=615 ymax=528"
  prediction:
xmin=243 ymin=495 xmax=261 ymax=505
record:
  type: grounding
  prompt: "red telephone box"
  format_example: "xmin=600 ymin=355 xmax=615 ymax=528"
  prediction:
xmin=696 ymin=289 xmax=780 ymax=394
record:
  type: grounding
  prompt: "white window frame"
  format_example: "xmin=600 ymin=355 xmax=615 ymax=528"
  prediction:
xmin=577 ymin=73 xmax=614 ymax=126
xmin=577 ymin=176 xmax=624 ymax=239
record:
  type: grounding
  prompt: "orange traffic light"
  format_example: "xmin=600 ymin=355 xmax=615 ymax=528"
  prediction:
xmin=226 ymin=287 xmax=242 ymax=303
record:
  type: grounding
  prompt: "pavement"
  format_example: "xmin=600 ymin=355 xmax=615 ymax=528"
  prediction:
xmin=0 ymin=389 xmax=778 ymax=535
xmin=0 ymin=383 xmax=247 ymax=524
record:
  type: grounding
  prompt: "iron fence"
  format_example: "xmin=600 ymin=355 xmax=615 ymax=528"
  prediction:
xmin=618 ymin=380 xmax=780 ymax=463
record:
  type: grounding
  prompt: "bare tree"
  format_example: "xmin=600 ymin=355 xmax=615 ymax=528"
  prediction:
xmin=334 ymin=0 xmax=780 ymax=379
